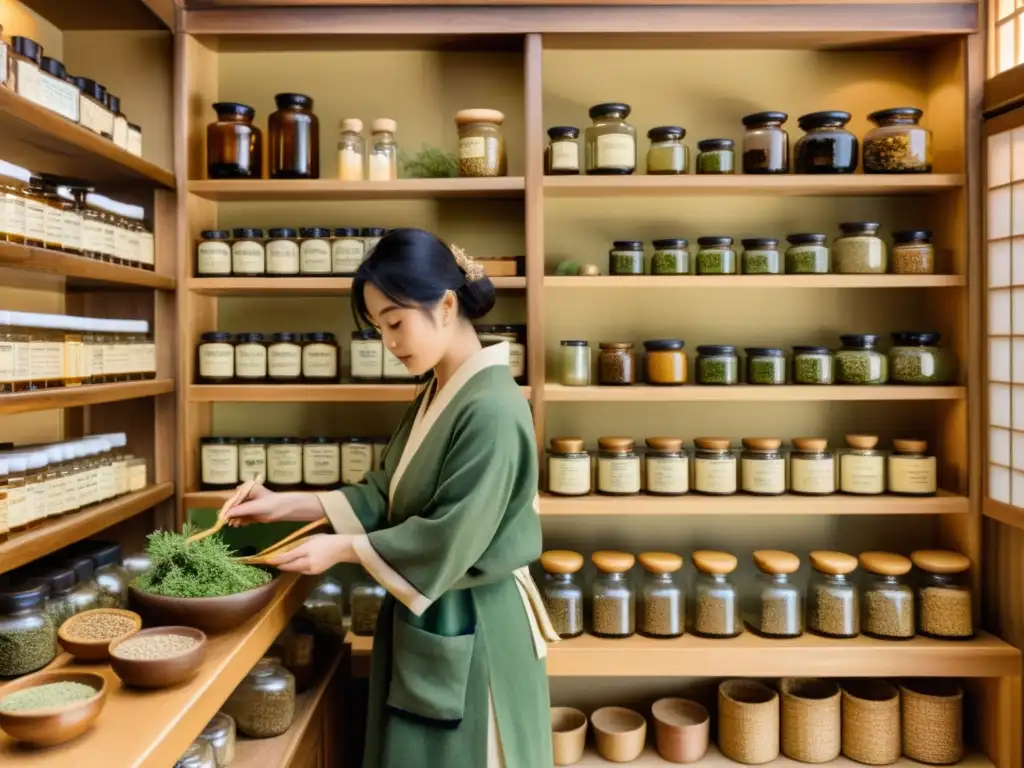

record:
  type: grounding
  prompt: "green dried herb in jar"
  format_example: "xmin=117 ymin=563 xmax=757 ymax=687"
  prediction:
xmin=696 ymin=236 xmax=736 ymax=275
xmin=745 ymin=347 xmax=786 ymax=384
xmin=834 ymin=222 xmax=887 ymax=274
xmin=891 ymin=229 xmax=935 ymax=274
xmin=889 ymin=331 xmax=953 ymax=384
xmin=785 ymin=233 xmax=830 ymax=274
xmin=0 ymin=584 xmax=57 ymax=678
xmin=863 ymin=107 xmax=932 ymax=174
xmin=650 ymin=238 xmax=689 ymax=275
xmin=741 ymin=238 xmax=780 ymax=275
xmin=696 ymin=139 xmax=734 ymax=174
xmin=609 ymin=240 xmax=644 ymax=275
xmin=792 ymin=345 xmax=834 ymax=384
xmin=696 ymin=345 xmax=738 ymax=385
xmin=835 ymin=334 xmax=888 ymax=384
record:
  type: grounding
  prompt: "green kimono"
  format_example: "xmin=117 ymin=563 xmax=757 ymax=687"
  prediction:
xmin=318 ymin=341 xmax=558 ymax=768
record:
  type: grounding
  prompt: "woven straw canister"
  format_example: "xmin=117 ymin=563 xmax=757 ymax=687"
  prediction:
xmin=901 ymin=680 xmax=963 ymax=765
xmin=718 ymin=679 xmax=780 ymax=764
xmin=841 ymin=679 xmax=901 ymax=765
xmin=780 ymin=678 xmax=841 ymax=763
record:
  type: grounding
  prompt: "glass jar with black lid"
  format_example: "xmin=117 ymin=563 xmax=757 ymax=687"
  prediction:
xmin=891 ymin=229 xmax=935 ymax=275
xmin=863 ymin=107 xmax=932 ymax=174
xmin=197 ymin=230 xmax=232 ymax=277
xmin=889 ymin=331 xmax=953 ymax=385
xmin=0 ymin=583 xmax=56 ymax=677
xmin=268 ymin=332 xmax=302 ymax=382
xmin=741 ymin=238 xmax=780 ymax=275
xmin=200 ymin=437 xmax=239 ymax=490
xmin=794 ymin=111 xmax=859 ymax=174
xmin=207 ymin=102 xmax=262 ymax=179
xmin=60 ymin=555 xmax=101 ymax=616
xmin=231 ymin=228 xmax=265 ymax=276
xmin=609 ymin=241 xmax=644 ymax=275
xmin=302 ymin=332 xmax=340 ymax=382
xmin=696 ymin=139 xmax=734 ymax=174
xmin=299 ymin=227 xmax=332 ymax=275
xmin=235 ymin=332 xmax=267 ymax=382
xmin=266 ymin=437 xmax=303 ymax=491
xmin=197 ymin=331 xmax=235 ymax=383
xmin=269 ymin=93 xmax=319 ymax=179
xmin=785 ymin=233 xmax=830 ymax=274
xmin=332 ymin=227 xmax=364 ymax=275
xmin=546 ymin=126 xmax=580 ymax=175
xmin=650 ymin=239 xmax=689 ymax=275
xmin=835 ymin=334 xmax=888 ymax=385
xmin=646 ymin=126 xmax=689 ymax=175
xmin=696 ymin=236 xmax=736 ymax=275
xmin=741 ymin=111 xmax=789 ymax=173
xmin=696 ymin=345 xmax=739 ymax=385
xmin=78 ymin=541 xmax=130 ymax=610
xmin=585 ymin=102 xmax=636 ymax=175
xmin=266 ymin=228 xmax=300 ymax=276
xmin=745 ymin=347 xmax=786 ymax=385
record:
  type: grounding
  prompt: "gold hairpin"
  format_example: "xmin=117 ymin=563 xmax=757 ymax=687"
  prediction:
xmin=450 ymin=243 xmax=485 ymax=283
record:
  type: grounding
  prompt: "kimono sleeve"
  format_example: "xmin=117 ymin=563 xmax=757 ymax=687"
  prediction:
xmin=317 ymin=468 xmax=390 ymax=535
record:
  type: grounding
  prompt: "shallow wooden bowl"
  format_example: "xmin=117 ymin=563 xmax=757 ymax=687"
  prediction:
xmin=129 ymin=575 xmax=279 ymax=633
xmin=591 ymin=706 xmax=647 ymax=763
xmin=58 ymin=608 xmax=143 ymax=661
xmin=109 ymin=626 xmax=208 ymax=689
xmin=0 ymin=671 xmax=107 ymax=746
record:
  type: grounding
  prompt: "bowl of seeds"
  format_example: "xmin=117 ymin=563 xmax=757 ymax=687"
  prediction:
xmin=0 ymin=670 xmax=107 ymax=746
xmin=109 ymin=626 xmax=207 ymax=689
xmin=58 ymin=608 xmax=142 ymax=661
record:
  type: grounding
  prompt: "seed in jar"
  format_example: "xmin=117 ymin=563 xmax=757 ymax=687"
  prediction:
xmin=593 ymin=594 xmax=631 ymax=636
xmin=65 ymin=612 xmax=138 ymax=641
xmin=892 ymin=246 xmax=934 ymax=274
xmin=795 ymin=356 xmax=827 ymax=384
xmin=864 ymin=591 xmax=914 ymax=638
xmin=864 ymin=135 xmax=929 ymax=172
xmin=459 ymin=157 xmax=496 ymax=177
xmin=113 ymin=633 xmax=199 ymax=660
xmin=696 ymin=595 xmax=736 ymax=636
xmin=920 ymin=587 xmax=972 ymax=637
xmin=892 ymin=353 xmax=936 ymax=383
xmin=812 ymin=584 xmax=858 ymax=636
xmin=642 ymin=593 xmax=683 ymax=637
xmin=760 ymin=595 xmax=800 ymax=636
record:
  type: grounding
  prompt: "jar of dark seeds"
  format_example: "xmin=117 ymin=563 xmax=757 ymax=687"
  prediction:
xmin=691 ymin=550 xmax=741 ymax=638
xmin=887 ymin=439 xmax=937 ymax=496
xmin=598 ymin=342 xmax=635 ymax=385
xmin=793 ymin=111 xmax=858 ymax=174
xmin=0 ymin=583 xmax=57 ymax=677
xmin=591 ymin=551 xmax=635 ymax=638
xmin=650 ymin=238 xmax=689 ymax=275
xmin=741 ymin=111 xmax=789 ymax=173
xmin=833 ymin=222 xmax=887 ymax=274
xmin=693 ymin=437 xmax=737 ymax=495
xmin=751 ymin=550 xmax=802 ymax=638
xmin=839 ymin=434 xmax=886 ymax=495
xmin=859 ymin=551 xmax=915 ymax=640
xmin=889 ymin=331 xmax=953 ymax=384
xmin=638 ymin=552 xmax=684 ymax=638
xmin=891 ymin=229 xmax=935 ymax=274
xmin=350 ymin=576 xmax=386 ymax=636
xmin=835 ymin=334 xmax=888 ymax=384
xmin=540 ymin=550 xmax=585 ymax=639
xmin=792 ymin=346 xmax=833 ymax=385
xmin=745 ymin=347 xmax=786 ymax=385
xmin=223 ymin=658 xmax=296 ymax=738
xmin=696 ymin=345 xmax=738 ymax=385
xmin=789 ymin=437 xmax=836 ymax=495
xmin=911 ymin=549 xmax=973 ymax=639
xmin=863 ymin=107 xmax=932 ymax=173
xmin=740 ymin=437 xmax=786 ymax=496
xmin=696 ymin=139 xmax=734 ymax=174
xmin=609 ymin=240 xmax=644 ymax=276
xmin=695 ymin=236 xmax=737 ymax=275
xmin=741 ymin=238 xmax=780 ymax=275
xmin=785 ymin=233 xmax=830 ymax=274
xmin=807 ymin=550 xmax=859 ymax=638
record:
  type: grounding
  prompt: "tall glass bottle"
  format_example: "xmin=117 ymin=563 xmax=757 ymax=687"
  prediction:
xmin=269 ymin=93 xmax=319 ymax=179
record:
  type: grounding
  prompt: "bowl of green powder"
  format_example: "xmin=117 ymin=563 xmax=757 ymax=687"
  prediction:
xmin=0 ymin=671 xmax=107 ymax=746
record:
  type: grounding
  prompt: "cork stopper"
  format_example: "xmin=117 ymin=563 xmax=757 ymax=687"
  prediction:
xmin=809 ymin=550 xmax=858 ymax=576
xmin=845 ymin=434 xmax=879 ymax=450
xmin=910 ymin=549 xmax=970 ymax=574
xmin=646 ymin=437 xmax=684 ymax=452
xmin=753 ymin=549 xmax=800 ymax=575
xmin=638 ymin=552 xmax=683 ymax=574
xmin=371 ymin=117 xmax=397 ymax=133
xmin=692 ymin=550 xmax=737 ymax=575
xmin=792 ymin=437 xmax=828 ymax=451
xmin=742 ymin=437 xmax=782 ymax=451
xmin=592 ymin=550 xmax=635 ymax=574
xmin=540 ymin=550 xmax=584 ymax=575
xmin=550 ymin=437 xmax=585 ymax=453
xmin=598 ymin=437 xmax=635 ymax=452
xmin=859 ymin=551 xmax=912 ymax=577
xmin=694 ymin=437 xmax=731 ymax=451
xmin=454 ymin=108 xmax=505 ymax=126
xmin=893 ymin=439 xmax=928 ymax=454
xmin=340 ymin=117 xmax=364 ymax=133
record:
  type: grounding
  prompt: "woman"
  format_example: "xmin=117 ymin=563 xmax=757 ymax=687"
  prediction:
xmin=225 ymin=228 xmax=557 ymax=768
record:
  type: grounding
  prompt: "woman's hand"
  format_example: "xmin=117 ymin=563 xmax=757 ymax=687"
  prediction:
xmin=266 ymin=534 xmax=358 ymax=574
xmin=224 ymin=484 xmax=326 ymax=526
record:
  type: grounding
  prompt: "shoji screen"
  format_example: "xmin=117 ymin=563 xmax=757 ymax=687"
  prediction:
xmin=992 ymin=0 xmax=1024 ymax=75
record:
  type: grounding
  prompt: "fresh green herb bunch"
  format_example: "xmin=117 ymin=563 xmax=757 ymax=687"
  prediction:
xmin=133 ymin=524 xmax=272 ymax=598
xmin=399 ymin=145 xmax=458 ymax=178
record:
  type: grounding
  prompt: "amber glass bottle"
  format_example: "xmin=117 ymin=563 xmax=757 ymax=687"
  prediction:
xmin=207 ymin=102 xmax=262 ymax=179
xmin=269 ymin=93 xmax=319 ymax=179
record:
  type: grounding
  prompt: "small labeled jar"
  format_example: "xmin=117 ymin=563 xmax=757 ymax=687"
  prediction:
xmin=546 ymin=126 xmax=580 ymax=175
xmin=331 ymin=227 xmax=364 ymax=275
xmin=234 ymin=333 xmax=267 ymax=382
xmin=835 ymin=334 xmax=888 ymax=384
xmin=207 ymin=102 xmax=262 ymax=179
xmin=585 ymin=103 xmax=636 ymax=175
xmin=691 ymin=550 xmax=741 ymax=638
xmin=540 ymin=550 xmax=584 ymax=639
xmin=337 ymin=118 xmax=365 ymax=181
xmin=362 ymin=227 xmax=386 ymax=256
xmin=455 ymin=109 xmax=504 ymax=178
xmin=341 ymin=437 xmax=374 ymax=485
xmin=644 ymin=339 xmax=686 ymax=385
xmin=10 ymin=36 xmax=43 ymax=106
xmin=741 ymin=238 xmax=780 ymax=275
xmin=383 ymin=347 xmax=413 ymax=382
xmin=740 ymin=437 xmax=786 ymax=496
xmin=224 ymin=659 xmax=296 ymax=739
xmin=197 ymin=230 xmax=232 ymax=276
xmin=891 ymin=230 xmax=935 ymax=275
xmin=302 ymin=332 xmax=339 ymax=382
xmin=863 ymin=107 xmax=931 ymax=173
xmin=650 ymin=238 xmax=689 ymax=275
xmin=695 ymin=236 xmax=737 ymax=275
xmin=751 ymin=550 xmax=802 ymax=638
xmin=547 ymin=437 xmax=591 ymax=497
xmin=639 ymin=552 xmax=684 ymax=638
xmin=0 ymin=583 xmax=57 ymax=677
xmin=646 ymin=126 xmax=689 ymax=175
xmin=834 ymin=222 xmax=886 ymax=274
xmin=696 ymin=139 xmax=735 ymax=174
xmin=371 ymin=438 xmax=387 ymax=470
xmin=794 ymin=111 xmax=858 ymax=174
xmin=268 ymin=333 xmax=302 ymax=382
xmin=598 ymin=342 xmax=635 ymax=386
xmin=350 ymin=329 xmax=384 ymax=381
xmin=200 ymin=437 xmax=239 ymax=490
xmin=591 ymin=551 xmax=636 ymax=638
xmin=231 ymin=228 xmax=265 ymax=276
xmin=559 ymin=340 xmax=591 ymax=387
xmin=266 ymin=228 xmax=300 ymax=276
xmin=303 ymin=436 xmax=340 ymax=489
xmin=911 ymin=549 xmax=973 ymax=639
xmin=350 ymin=576 xmax=387 ymax=636
xmin=890 ymin=331 xmax=952 ymax=385
xmin=785 ymin=233 xmax=830 ymax=274
xmin=696 ymin=345 xmax=738 ymax=385
xmin=792 ymin=346 xmax=833 ymax=385
xmin=860 ymin=551 xmax=915 ymax=640
xmin=239 ymin=437 xmax=267 ymax=482
xmin=299 ymin=228 xmax=332 ymax=275
xmin=742 ymin=111 xmax=789 ymax=173
xmin=368 ymin=118 xmax=399 ymax=181
xmin=197 ymin=332 xmax=235 ymax=383
xmin=887 ymin=439 xmax=936 ymax=496
xmin=745 ymin=347 xmax=786 ymax=385
xmin=609 ymin=240 xmax=644 ymax=276
xmin=693 ymin=437 xmax=737 ymax=495
xmin=644 ymin=437 xmax=689 ymax=496
xmin=597 ymin=437 xmax=641 ymax=496
xmin=790 ymin=438 xmax=835 ymax=495
xmin=266 ymin=438 xmax=303 ymax=491
xmin=807 ymin=551 xmax=859 ymax=638
xmin=840 ymin=435 xmax=885 ymax=495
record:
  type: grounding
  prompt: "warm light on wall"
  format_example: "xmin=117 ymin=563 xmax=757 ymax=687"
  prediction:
xmin=991 ymin=0 xmax=1024 ymax=76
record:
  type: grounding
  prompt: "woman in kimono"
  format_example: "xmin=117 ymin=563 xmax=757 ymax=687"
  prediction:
xmin=225 ymin=227 xmax=557 ymax=768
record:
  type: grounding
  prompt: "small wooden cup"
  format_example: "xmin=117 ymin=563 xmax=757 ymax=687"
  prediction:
xmin=592 ymin=706 xmax=647 ymax=763
xmin=0 ymin=671 xmax=107 ymax=746
xmin=551 ymin=706 xmax=587 ymax=766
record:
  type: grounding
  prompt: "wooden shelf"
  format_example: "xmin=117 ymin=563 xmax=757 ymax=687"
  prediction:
xmin=0 ymin=379 xmax=175 ymax=416
xmin=188 ymin=177 xmax=525 ymax=201
xmin=16 ymin=0 xmax=171 ymax=30
xmin=982 ymin=498 xmax=1024 ymax=532
xmin=544 ymin=384 xmax=966 ymax=403
xmin=0 ymin=483 xmax=174 ymax=576
xmin=544 ymin=275 xmax=967 ymax=289
xmin=188 ymin=276 xmax=526 ymax=295
xmin=0 ymin=574 xmax=313 ymax=768
xmin=0 ymin=88 xmax=174 ymax=188
xmin=576 ymin=746 xmax=994 ymax=768
xmin=189 ymin=384 xmax=531 ymax=403
xmin=0 ymin=243 xmax=175 ymax=290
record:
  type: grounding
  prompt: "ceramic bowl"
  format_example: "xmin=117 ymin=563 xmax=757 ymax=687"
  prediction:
xmin=591 ymin=706 xmax=647 ymax=763
xmin=129 ymin=575 xmax=279 ymax=633
xmin=651 ymin=698 xmax=710 ymax=764
xmin=109 ymin=626 xmax=207 ymax=689
xmin=0 ymin=671 xmax=107 ymax=746
xmin=551 ymin=706 xmax=588 ymax=766
xmin=57 ymin=608 xmax=143 ymax=661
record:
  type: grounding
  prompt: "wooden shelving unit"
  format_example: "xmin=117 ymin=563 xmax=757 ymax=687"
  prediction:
xmin=189 ymin=276 xmax=525 ymax=296
xmin=0 ymin=380 xmax=176 ymax=416
xmin=188 ymin=177 xmax=526 ymax=201
xmin=0 ymin=243 xmax=176 ymax=290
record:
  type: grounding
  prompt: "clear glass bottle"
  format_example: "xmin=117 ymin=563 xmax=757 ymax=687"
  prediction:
xmin=199 ymin=712 xmax=236 ymax=768
xmin=299 ymin=227 xmax=332 ymax=275
xmin=835 ymin=334 xmax=888 ymax=384
xmin=559 ymin=340 xmax=591 ymax=387
xmin=834 ymin=222 xmax=887 ymax=274
xmin=350 ymin=329 xmax=384 ymax=382
xmin=638 ymin=552 xmax=684 ymax=638
xmin=455 ymin=109 xmax=504 ymax=178
xmin=750 ymin=550 xmax=802 ymax=638
xmin=646 ymin=126 xmax=689 ymax=174
xmin=785 ymin=233 xmax=830 ymax=274
xmin=546 ymin=126 xmax=580 ymax=175
xmin=223 ymin=658 xmax=296 ymax=738
xmin=540 ymin=550 xmax=584 ymax=639
xmin=887 ymin=439 xmax=937 ymax=496
xmin=863 ymin=107 xmax=932 ymax=173
xmin=693 ymin=437 xmax=737 ymax=495
xmin=691 ymin=550 xmax=741 ymax=638
xmin=745 ymin=347 xmax=786 ymax=385
xmin=741 ymin=111 xmax=789 ymax=173
xmin=585 ymin=103 xmax=636 ymax=175
xmin=645 ymin=437 xmax=689 ymax=496
xmin=591 ymin=550 xmax=635 ymax=638
xmin=269 ymin=93 xmax=319 ymax=179
xmin=891 ymin=229 xmax=935 ymax=274
xmin=696 ymin=345 xmax=738 ymax=385
xmin=368 ymin=118 xmax=399 ymax=181
xmin=337 ymin=118 xmax=365 ymax=181
xmin=598 ymin=342 xmax=635 ymax=385
xmin=911 ymin=549 xmax=973 ymax=639
xmin=807 ymin=550 xmax=859 ymax=638
xmin=298 ymin=574 xmax=344 ymax=636
xmin=207 ymin=102 xmax=262 ymax=179
xmin=644 ymin=339 xmax=686 ymax=385
xmin=840 ymin=434 xmax=885 ymax=495
xmin=741 ymin=238 xmax=780 ymax=275
xmin=597 ymin=437 xmax=641 ymax=496
xmin=609 ymin=240 xmax=644 ymax=276
xmin=547 ymin=437 xmax=591 ymax=497
xmin=740 ymin=437 xmax=786 ymax=496
xmin=860 ymin=551 xmax=915 ymax=640
xmin=794 ymin=111 xmax=858 ymax=174
xmin=889 ymin=331 xmax=953 ymax=385
xmin=0 ymin=583 xmax=56 ymax=677
xmin=332 ymin=227 xmax=364 ymax=275
xmin=177 ymin=739 xmax=217 ymax=768
xmin=350 ymin=575 xmax=387 ymax=636
xmin=26 ymin=568 xmax=77 ymax=628
xmin=650 ymin=238 xmax=689 ymax=275
xmin=792 ymin=345 xmax=834 ymax=385
xmin=790 ymin=437 xmax=836 ymax=495
xmin=695 ymin=236 xmax=737 ymax=275
xmin=696 ymin=139 xmax=735 ymax=174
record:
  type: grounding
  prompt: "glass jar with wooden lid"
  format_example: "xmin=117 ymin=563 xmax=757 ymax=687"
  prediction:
xmin=740 ymin=437 xmax=785 ymax=496
xmin=807 ymin=550 xmax=859 ymax=638
xmin=751 ymin=549 xmax=802 ymax=638
xmin=859 ymin=551 xmax=914 ymax=640
xmin=638 ymin=552 xmax=684 ymax=638
xmin=691 ymin=550 xmax=741 ymax=638
xmin=911 ymin=549 xmax=972 ymax=639
xmin=455 ymin=109 xmax=505 ymax=177
xmin=644 ymin=339 xmax=686 ymax=385
xmin=790 ymin=437 xmax=835 ymax=495
xmin=693 ymin=437 xmax=736 ymax=495
xmin=644 ymin=437 xmax=688 ymax=496
xmin=887 ymin=439 xmax=936 ymax=496
xmin=598 ymin=342 xmax=635 ymax=385
xmin=547 ymin=437 xmax=591 ymax=497
xmin=591 ymin=550 xmax=635 ymax=638
xmin=596 ymin=437 xmax=640 ymax=496
xmin=839 ymin=434 xmax=885 ymax=495
xmin=540 ymin=550 xmax=584 ymax=639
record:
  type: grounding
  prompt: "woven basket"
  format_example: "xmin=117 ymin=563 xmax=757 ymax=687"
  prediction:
xmin=901 ymin=680 xmax=963 ymax=765
xmin=841 ymin=679 xmax=901 ymax=765
xmin=780 ymin=678 xmax=840 ymax=763
xmin=718 ymin=679 xmax=780 ymax=764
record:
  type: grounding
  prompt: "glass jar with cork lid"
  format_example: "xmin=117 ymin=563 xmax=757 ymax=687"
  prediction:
xmin=368 ymin=118 xmax=399 ymax=181
xmin=790 ymin=437 xmax=835 ymax=495
xmin=911 ymin=549 xmax=973 ymax=639
xmin=839 ymin=434 xmax=885 ymax=495
xmin=455 ymin=109 xmax=505 ymax=178
xmin=585 ymin=103 xmax=636 ymax=175
xmin=596 ymin=437 xmax=640 ymax=496
xmin=740 ymin=437 xmax=786 ymax=496
xmin=591 ymin=550 xmax=635 ymax=638
xmin=750 ymin=550 xmax=802 ymax=638
xmin=860 ymin=551 xmax=915 ymax=640
xmin=693 ymin=437 xmax=736 ymax=495
xmin=638 ymin=552 xmax=684 ymax=638
xmin=887 ymin=439 xmax=936 ymax=496
xmin=807 ymin=550 xmax=859 ymax=638
xmin=337 ymin=118 xmax=365 ymax=181
xmin=540 ymin=550 xmax=584 ymax=639
xmin=644 ymin=437 xmax=689 ymax=496
xmin=547 ymin=437 xmax=591 ymax=497
xmin=691 ymin=550 xmax=741 ymax=638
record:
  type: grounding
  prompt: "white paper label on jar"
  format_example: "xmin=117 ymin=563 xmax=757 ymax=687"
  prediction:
xmin=62 ymin=209 xmax=82 ymax=251
xmin=64 ymin=340 xmax=82 ymax=380
xmin=338 ymin=148 xmax=364 ymax=181
xmin=596 ymin=133 xmax=636 ymax=169
xmin=113 ymin=115 xmax=130 ymax=150
xmin=332 ymin=238 xmax=364 ymax=273
xmin=28 ymin=480 xmax=47 ymax=523
xmin=78 ymin=95 xmax=101 ymax=134
xmin=89 ymin=342 xmax=104 ymax=378
xmin=202 ymin=445 xmax=239 ymax=486
xmin=548 ymin=455 xmax=591 ymax=495
xmin=24 ymin=198 xmax=45 ymax=242
xmin=741 ymin=457 xmax=786 ymax=494
xmin=791 ymin=456 xmax=836 ymax=494
xmin=7 ymin=484 xmax=27 ymax=528
xmin=304 ymin=444 xmax=341 ymax=486
xmin=239 ymin=444 xmax=267 ymax=482
xmin=199 ymin=342 xmax=234 ymax=378
xmin=598 ymin=455 xmax=641 ymax=494
xmin=551 ymin=141 xmax=579 ymax=170
xmin=44 ymin=340 xmax=63 ymax=380
xmin=128 ymin=462 xmax=147 ymax=491
xmin=197 ymin=241 xmax=231 ymax=275
xmin=127 ymin=126 xmax=143 ymax=157
xmin=82 ymin=216 xmax=104 ymax=253
xmin=235 ymin=343 xmax=267 ymax=379
xmin=839 ymin=454 xmax=884 ymax=494
xmin=139 ymin=342 xmax=156 ymax=374
xmin=694 ymin=456 xmax=737 ymax=494
xmin=268 ymin=343 xmax=302 ymax=378
xmin=303 ymin=343 xmax=337 ymax=379
xmin=102 ymin=222 xmax=117 ymax=256
xmin=460 ymin=136 xmax=486 ymax=160
xmin=508 ymin=342 xmax=525 ymax=379
xmin=887 ymin=455 xmax=937 ymax=494
xmin=266 ymin=239 xmax=299 ymax=274
xmin=342 ymin=443 xmax=374 ymax=485
xmin=43 ymin=204 xmax=63 ymax=245
xmin=268 ymin=444 xmax=302 ymax=485
xmin=29 ymin=339 xmax=47 ymax=381
xmin=138 ymin=230 xmax=154 ymax=267
xmin=14 ymin=59 xmax=42 ymax=104
xmin=383 ymin=348 xmax=410 ymax=379
xmin=4 ymin=193 xmax=25 ymax=237
xmin=46 ymin=477 xmax=63 ymax=518
xmin=39 ymin=72 xmax=80 ymax=122
xmin=300 ymin=239 xmax=332 ymax=274
xmin=114 ymin=224 xmax=133 ymax=262
xmin=232 ymin=241 xmax=265 ymax=274
xmin=646 ymin=455 xmax=689 ymax=495
xmin=0 ymin=342 xmax=13 ymax=381
xmin=351 ymin=340 xmax=383 ymax=378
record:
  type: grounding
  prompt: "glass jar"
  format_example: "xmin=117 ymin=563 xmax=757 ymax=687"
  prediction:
xmin=231 ymin=228 xmax=265 ymax=276
xmin=350 ymin=576 xmax=387 ymax=636
xmin=197 ymin=230 xmax=232 ymax=277
xmin=860 ymin=551 xmax=915 ymax=640
xmin=269 ymin=93 xmax=319 ymax=179
xmin=0 ymin=583 xmax=56 ymax=677
xmin=751 ymin=550 xmax=802 ymax=638
xmin=298 ymin=575 xmax=343 ymax=636
xmin=741 ymin=111 xmax=789 ymax=173
xmin=337 ymin=118 xmax=365 ymax=181
xmin=332 ymin=227 xmax=364 ymax=275
xmin=646 ymin=126 xmax=689 ymax=174
xmin=585 ymin=103 xmax=636 ymax=175
xmin=61 ymin=556 xmax=102 ymax=616
xmin=792 ymin=346 xmax=834 ymax=385
xmin=547 ymin=437 xmax=591 ymax=497
xmin=177 ymin=739 xmax=217 ymax=768
xmin=197 ymin=332 xmax=235 ymax=383
xmin=265 ymin=228 xmax=300 ymax=276
xmin=200 ymin=437 xmax=239 ymax=490
xmin=745 ymin=347 xmax=786 ymax=385
xmin=645 ymin=437 xmax=689 ymax=496
xmin=540 ymin=550 xmax=584 ymax=639
xmin=691 ymin=550 xmax=741 ymax=638
xmin=207 ymin=102 xmax=262 ymax=179
xmin=794 ymin=111 xmax=858 ymax=174
xmin=740 ymin=437 xmax=786 ymax=496
xmin=127 ymin=123 xmax=143 ymax=157
xmin=223 ymin=658 xmax=296 ymax=738
xmin=840 ymin=434 xmax=885 ymax=495
xmin=695 ymin=236 xmax=737 ymax=275
xmin=23 ymin=569 xmax=70 ymax=628
xmin=807 ymin=551 xmax=859 ymax=638
xmin=890 ymin=331 xmax=952 ymax=385
xmin=863 ymin=107 xmax=932 ymax=173
xmin=835 ymin=334 xmax=888 ymax=384
xmin=368 ymin=118 xmax=399 ymax=181
xmin=268 ymin=333 xmax=302 ymax=382
xmin=696 ymin=345 xmax=738 ymax=385
xmin=891 ymin=229 xmax=935 ymax=274
xmin=235 ymin=333 xmax=267 ymax=382
xmin=455 ymin=109 xmax=504 ymax=178
xmin=81 ymin=542 xmax=129 ymax=609
xmin=609 ymin=240 xmax=644 ymax=276
xmin=597 ymin=437 xmax=641 ymax=496
xmin=303 ymin=436 xmax=340 ymax=489
xmin=302 ymin=332 xmax=339 ymax=382
xmin=696 ymin=139 xmax=735 ymax=174
xmin=834 ymin=222 xmax=886 ymax=274
xmin=342 ymin=437 xmax=373 ymax=485
xmin=546 ymin=126 xmax=580 ymax=175
xmin=644 ymin=339 xmax=686 ymax=385
xmin=239 ymin=437 xmax=267 ymax=483
xmin=199 ymin=712 xmax=236 ymax=768
xmin=266 ymin=437 xmax=302 ymax=491
xmin=350 ymin=329 xmax=384 ymax=381
xmin=591 ymin=551 xmax=635 ymax=638
xmin=911 ymin=549 xmax=973 ymax=639
xmin=298 ymin=228 xmax=332 ymax=275
xmin=598 ymin=342 xmax=635 ymax=385
xmin=371 ymin=438 xmax=387 ymax=470
xmin=383 ymin=347 xmax=413 ymax=382
xmin=887 ymin=439 xmax=936 ymax=496
xmin=790 ymin=438 xmax=835 ymax=495
xmin=10 ymin=36 xmax=42 ymax=106
xmin=559 ymin=340 xmax=591 ymax=387
xmin=650 ymin=238 xmax=689 ymax=275
xmin=638 ymin=552 xmax=684 ymax=638
xmin=693 ymin=437 xmax=737 ymax=495
xmin=785 ymin=233 xmax=830 ymax=274
xmin=741 ymin=238 xmax=780 ymax=275
xmin=362 ymin=227 xmax=385 ymax=256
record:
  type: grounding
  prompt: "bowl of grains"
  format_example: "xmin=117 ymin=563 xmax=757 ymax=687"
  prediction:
xmin=0 ymin=670 xmax=107 ymax=746
xmin=58 ymin=608 xmax=143 ymax=661
xmin=109 ymin=626 xmax=207 ymax=689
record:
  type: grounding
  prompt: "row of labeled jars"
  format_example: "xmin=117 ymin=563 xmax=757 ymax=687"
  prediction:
xmin=547 ymin=105 xmax=930 ymax=175
xmin=547 ymin=436 xmax=936 ymax=497
xmin=606 ymin=227 xmax=935 ymax=276
xmin=299 ymin=573 xmax=386 ymax=638
xmin=539 ymin=548 xmax=972 ymax=642
xmin=196 ymin=226 xmax=385 ymax=277
xmin=0 ymin=311 xmax=155 ymax=393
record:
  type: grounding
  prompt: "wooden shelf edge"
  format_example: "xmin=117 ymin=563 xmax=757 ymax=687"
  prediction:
xmin=543 ymin=174 xmax=964 ymax=196
xmin=575 ymin=746 xmax=994 ymax=768
xmin=188 ymin=384 xmax=531 ymax=403
xmin=188 ymin=276 xmax=525 ymax=295
xmin=0 ymin=379 xmax=176 ymax=415
xmin=187 ymin=177 xmax=526 ymax=201
xmin=983 ymin=498 xmax=1024 ymax=531
xmin=0 ymin=242 xmax=176 ymax=290
xmin=544 ymin=384 xmax=966 ymax=402
xmin=543 ymin=275 xmax=967 ymax=289
xmin=0 ymin=483 xmax=174 ymax=575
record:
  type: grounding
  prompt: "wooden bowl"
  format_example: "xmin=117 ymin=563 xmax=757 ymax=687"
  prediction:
xmin=109 ymin=626 xmax=207 ymax=689
xmin=652 ymin=698 xmax=710 ymax=764
xmin=551 ymin=706 xmax=588 ymax=766
xmin=58 ymin=608 xmax=142 ymax=661
xmin=0 ymin=671 xmax=107 ymax=746
xmin=129 ymin=575 xmax=279 ymax=633
xmin=591 ymin=706 xmax=647 ymax=763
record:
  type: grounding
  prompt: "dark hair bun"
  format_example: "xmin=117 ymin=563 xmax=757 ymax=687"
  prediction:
xmin=457 ymin=278 xmax=496 ymax=320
